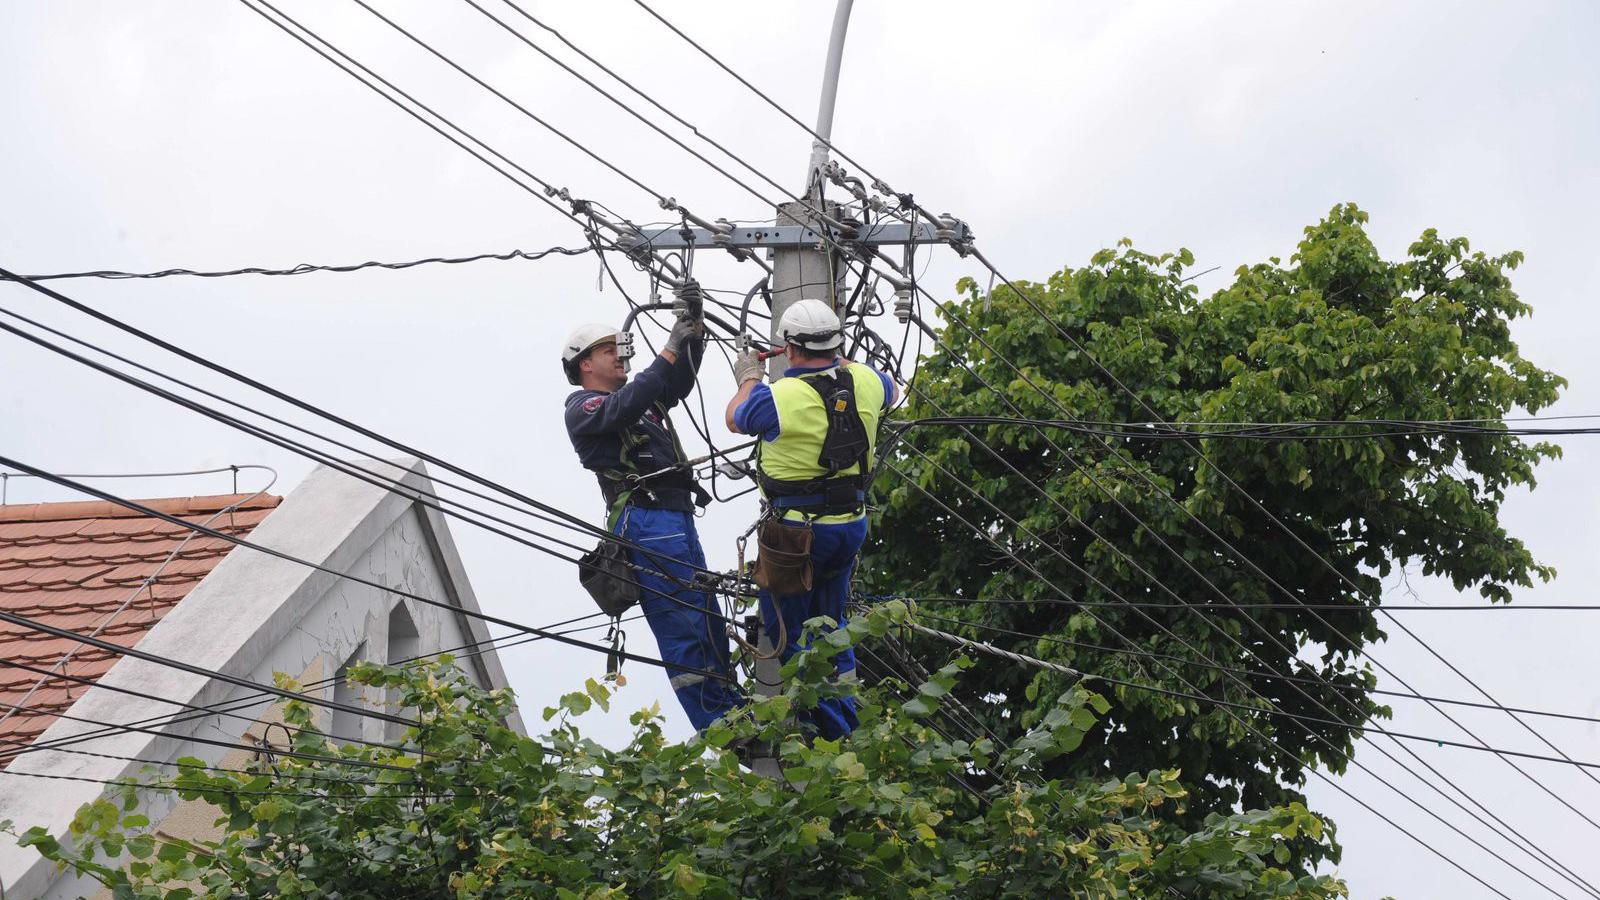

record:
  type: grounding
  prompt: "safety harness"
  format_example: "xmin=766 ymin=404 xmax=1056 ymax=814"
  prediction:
xmin=599 ymin=399 xmax=711 ymax=529
xmin=756 ymin=367 xmax=873 ymax=518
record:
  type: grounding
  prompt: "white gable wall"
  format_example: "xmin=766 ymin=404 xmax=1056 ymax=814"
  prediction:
xmin=0 ymin=459 xmax=522 ymax=900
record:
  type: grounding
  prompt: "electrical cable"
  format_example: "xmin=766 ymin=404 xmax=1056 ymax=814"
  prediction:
xmin=880 ymin=279 xmax=1600 ymax=879
xmin=4 ymin=246 xmax=590 ymax=283
xmin=908 ymin=607 xmax=1600 ymax=742
xmin=464 ymin=0 xmax=845 ymax=242
xmin=342 ymin=0 xmax=736 ymax=246
xmin=626 ymin=0 xmax=905 ymax=218
xmin=878 ymin=440 xmax=1594 ymax=898
xmin=0 ymin=466 xmax=278 ymax=739
xmin=877 ymin=348 xmax=1599 ymax=894
xmin=889 ymin=429 xmax=1594 ymax=898
xmin=0 ymin=765 xmax=465 ymax=803
xmin=613 ymin=8 xmax=1600 ymax=843
xmin=4 ymin=609 xmax=635 ymax=766
xmin=875 ymin=593 xmax=1600 ymax=613
xmin=0 ymin=456 xmax=736 ymax=685
xmin=870 ymin=457 xmax=1533 ymax=899
xmin=0 ymin=303 xmax=751 ymax=636
xmin=961 ymin=243 xmax=1600 ymax=808
xmin=0 ymin=266 xmax=749 ymax=596
xmin=233 ymin=0 xmax=685 ymax=290
xmin=34 ymin=5 xmax=1574 ymax=883
xmin=884 ymin=371 xmax=1598 ymax=896
xmin=892 ymin=415 xmax=1600 ymax=441
xmin=0 ymin=695 xmax=416 ymax=776
xmin=574 ymin=18 xmax=1591 ymax=831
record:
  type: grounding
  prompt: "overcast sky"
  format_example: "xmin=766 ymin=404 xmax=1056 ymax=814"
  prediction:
xmin=3 ymin=2 xmax=1598 ymax=896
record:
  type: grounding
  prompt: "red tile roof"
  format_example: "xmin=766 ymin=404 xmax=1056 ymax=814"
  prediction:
xmin=0 ymin=493 xmax=281 ymax=765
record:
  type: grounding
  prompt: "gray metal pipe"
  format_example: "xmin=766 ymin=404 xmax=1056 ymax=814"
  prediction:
xmin=806 ymin=0 xmax=854 ymax=192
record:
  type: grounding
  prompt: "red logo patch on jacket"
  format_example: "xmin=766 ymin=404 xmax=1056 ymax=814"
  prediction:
xmin=581 ymin=395 xmax=605 ymax=414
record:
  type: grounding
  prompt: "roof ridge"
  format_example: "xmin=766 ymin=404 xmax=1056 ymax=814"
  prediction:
xmin=0 ymin=493 xmax=283 ymax=524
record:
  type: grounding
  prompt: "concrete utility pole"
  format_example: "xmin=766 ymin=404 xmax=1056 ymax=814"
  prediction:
xmin=629 ymin=0 xmax=966 ymax=776
xmin=752 ymin=0 xmax=853 ymax=778
xmin=766 ymin=0 xmax=854 ymax=380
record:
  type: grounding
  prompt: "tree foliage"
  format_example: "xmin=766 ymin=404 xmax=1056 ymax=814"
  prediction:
xmin=861 ymin=204 xmax=1563 ymax=866
xmin=11 ymin=604 xmax=1345 ymax=898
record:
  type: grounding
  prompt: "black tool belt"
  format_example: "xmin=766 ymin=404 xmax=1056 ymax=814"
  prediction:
xmin=597 ymin=470 xmax=704 ymax=513
xmin=757 ymin=471 xmax=867 ymax=517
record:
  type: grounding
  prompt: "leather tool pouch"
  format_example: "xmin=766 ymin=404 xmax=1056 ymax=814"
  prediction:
xmin=754 ymin=517 xmax=813 ymax=596
xmin=578 ymin=540 xmax=641 ymax=617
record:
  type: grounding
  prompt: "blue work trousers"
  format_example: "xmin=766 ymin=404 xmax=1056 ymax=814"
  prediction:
xmin=758 ymin=516 xmax=867 ymax=740
xmin=615 ymin=505 xmax=743 ymax=732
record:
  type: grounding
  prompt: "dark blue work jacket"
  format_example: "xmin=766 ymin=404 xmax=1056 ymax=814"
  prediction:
xmin=564 ymin=338 xmax=704 ymax=519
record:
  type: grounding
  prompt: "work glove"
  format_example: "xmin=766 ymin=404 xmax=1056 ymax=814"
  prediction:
xmin=673 ymin=277 xmax=705 ymax=335
xmin=663 ymin=314 xmax=698 ymax=356
xmin=733 ymin=349 xmax=765 ymax=385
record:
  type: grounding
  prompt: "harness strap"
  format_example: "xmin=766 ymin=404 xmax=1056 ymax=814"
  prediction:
xmin=755 ymin=368 xmax=873 ymax=517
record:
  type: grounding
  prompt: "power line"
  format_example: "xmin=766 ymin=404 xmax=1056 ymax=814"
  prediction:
xmin=0 ymin=266 xmax=747 ymax=598
xmin=886 ymin=284 xmax=1600 ymax=878
xmin=886 ymin=368 xmax=1597 ymax=896
xmin=894 ymin=414 xmax=1600 ymax=441
xmin=0 ymin=469 xmax=279 ymax=740
xmin=873 ymin=452 xmax=1582 ymax=898
xmin=4 ymin=609 xmax=631 ymax=766
xmin=0 ymin=462 xmax=273 ymax=504
xmin=959 ymin=243 xmax=1600 ymax=806
xmin=903 ymin=606 xmax=1600 ymax=729
xmin=0 ymin=295 xmax=756 ymax=660
xmin=234 ymin=0 xmax=688 ymax=290
xmin=874 ymin=454 xmax=1542 ymax=896
xmin=878 ymin=395 xmax=1594 ymax=894
xmin=0 ymin=455 xmax=735 ymax=685
xmin=0 ymin=694 xmax=415 ymax=777
xmin=626 ymin=0 xmax=904 ymax=212
xmin=0 ymin=765 xmax=464 ymax=803
xmin=874 ymin=594 xmax=1600 ymax=613
xmin=903 ymin=613 xmax=1600 ymax=772
xmin=18 ymin=1 xmax=1574 ymax=890
xmin=409 ymin=17 xmax=1600 ymax=864
xmin=616 ymin=6 xmax=1598 ymax=856
xmin=0 ymin=615 xmax=638 ymax=785
xmin=0 ymin=246 xmax=589 ymax=283
xmin=0 ymin=734 xmax=401 ymax=789
xmin=616 ymin=11 xmax=1565 ymax=835
xmin=462 ymin=0 xmax=858 ymax=250
xmin=343 ymin=0 xmax=740 ymax=246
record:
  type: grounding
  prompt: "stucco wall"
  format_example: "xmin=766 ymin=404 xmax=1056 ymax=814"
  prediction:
xmin=0 ymin=460 xmax=519 ymax=900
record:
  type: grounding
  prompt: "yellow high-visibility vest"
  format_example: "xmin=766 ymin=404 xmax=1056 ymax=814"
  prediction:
xmin=756 ymin=363 xmax=885 ymax=524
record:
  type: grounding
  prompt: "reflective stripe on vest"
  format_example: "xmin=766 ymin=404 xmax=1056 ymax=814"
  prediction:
xmin=758 ymin=363 xmax=884 ymax=523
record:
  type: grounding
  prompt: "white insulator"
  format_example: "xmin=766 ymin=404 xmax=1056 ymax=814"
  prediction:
xmin=893 ymin=287 xmax=913 ymax=324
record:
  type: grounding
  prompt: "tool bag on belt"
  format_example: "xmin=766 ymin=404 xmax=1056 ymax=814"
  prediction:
xmin=753 ymin=515 xmax=813 ymax=596
xmin=578 ymin=539 xmax=640 ymax=617
xmin=752 ymin=367 xmax=874 ymax=594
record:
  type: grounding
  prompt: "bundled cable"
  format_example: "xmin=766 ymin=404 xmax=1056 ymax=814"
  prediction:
xmin=2 ymin=246 xmax=590 ymax=282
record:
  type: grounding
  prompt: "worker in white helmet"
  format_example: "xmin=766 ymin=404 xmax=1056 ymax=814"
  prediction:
xmin=561 ymin=280 xmax=743 ymax=733
xmin=724 ymin=298 xmax=897 ymax=739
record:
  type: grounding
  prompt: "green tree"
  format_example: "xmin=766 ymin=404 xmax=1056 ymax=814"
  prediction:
xmin=861 ymin=204 xmax=1563 ymax=867
xmin=9 ymin=603 xmax=1345 ymax=898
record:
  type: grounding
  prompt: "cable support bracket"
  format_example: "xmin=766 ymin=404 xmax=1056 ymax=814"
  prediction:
xmin=631 ymin=219 xmax=968 ymax=253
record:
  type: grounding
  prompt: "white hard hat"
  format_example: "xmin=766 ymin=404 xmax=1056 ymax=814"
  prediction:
xmin=561 ymin=323 xmax=618 ymax=385
xmin=778 ymin=298 xmax=843 ymax=351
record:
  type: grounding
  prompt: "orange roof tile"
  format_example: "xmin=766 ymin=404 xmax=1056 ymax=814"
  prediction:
xmin=0 ymin=493 xmax=281 ymax=765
